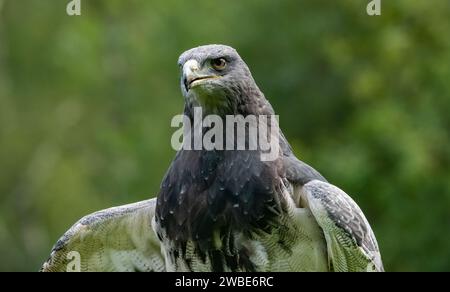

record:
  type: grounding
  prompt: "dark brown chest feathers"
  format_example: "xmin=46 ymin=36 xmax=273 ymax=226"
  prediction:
xmin=155 ymin=150 xmax=286 ymax=262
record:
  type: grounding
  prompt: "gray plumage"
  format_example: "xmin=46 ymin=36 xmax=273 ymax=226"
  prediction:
xmin=41 ymin=199 xmax=164 ymax=272
xmin=41 ymin=44 xmax=383 ymax=272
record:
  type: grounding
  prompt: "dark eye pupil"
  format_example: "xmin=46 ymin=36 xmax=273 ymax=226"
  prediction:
xmin=213 ymin=58 xmax=226 ymax=68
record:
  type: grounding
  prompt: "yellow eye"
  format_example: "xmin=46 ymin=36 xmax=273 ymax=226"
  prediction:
xmin=211 ymin=58 xmax=227 ymax=71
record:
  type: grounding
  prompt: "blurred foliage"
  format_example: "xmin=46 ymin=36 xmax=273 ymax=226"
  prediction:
xmin=0 ymin=0 xmax=449 ymax=271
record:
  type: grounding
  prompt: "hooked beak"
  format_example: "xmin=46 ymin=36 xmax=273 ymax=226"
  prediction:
xmin=182 ymin=59 xmax=219 ymax=91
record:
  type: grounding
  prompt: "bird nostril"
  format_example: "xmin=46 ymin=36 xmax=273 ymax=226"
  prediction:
xmin=184 ymin=60 xmax=200 ymax=74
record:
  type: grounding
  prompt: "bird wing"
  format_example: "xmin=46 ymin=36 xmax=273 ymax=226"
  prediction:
xmin=301 ymin=180 xmax=384 ymax=272
xmin=41 ymin=198 xmax=165 ymax=272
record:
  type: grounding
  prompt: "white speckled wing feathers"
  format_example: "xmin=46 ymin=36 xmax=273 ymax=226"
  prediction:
xmin=41 ymin=198 xmax=165 ymax=272
xmin=302 ymin=180 xmax=384 ymax=272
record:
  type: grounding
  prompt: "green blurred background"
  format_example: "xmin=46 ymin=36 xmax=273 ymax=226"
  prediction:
xmin=0 ymin=0 xmax=449 ymax=272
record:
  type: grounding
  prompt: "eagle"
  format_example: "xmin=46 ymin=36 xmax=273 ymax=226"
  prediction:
xmin=41 ymin=45 xmax=384 ymax=272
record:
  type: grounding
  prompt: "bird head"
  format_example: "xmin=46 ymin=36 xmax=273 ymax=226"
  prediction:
xmin=178 ymin=44 xmax=262 ymax=116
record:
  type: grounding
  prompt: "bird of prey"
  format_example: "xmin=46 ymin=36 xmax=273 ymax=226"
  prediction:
xmin=41 ymin=45 xmax=383 ymax=272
